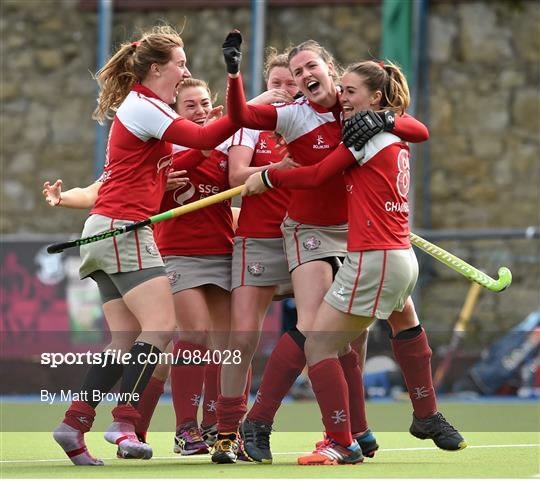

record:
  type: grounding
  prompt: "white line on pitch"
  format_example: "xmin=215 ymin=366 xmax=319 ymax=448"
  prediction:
xmin=1 ymin=443 xmax=539 ymax=464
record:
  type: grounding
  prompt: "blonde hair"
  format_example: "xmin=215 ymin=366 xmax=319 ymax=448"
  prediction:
xmin=177 ymin=78 xmax=218 ymax=105
xmin=263 ymin=47 xmax=289 ymax=81
xmin=345 ymin=60 xmax=410 ymax=115
xmin=93 ymin=25 xmax=184 ymax=124
xmin=286 ymin=40 xmax=342 ymax=82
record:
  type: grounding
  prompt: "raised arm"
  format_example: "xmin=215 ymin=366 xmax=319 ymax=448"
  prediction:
xmin=392 ymin=113 xmax=429 ymax=143
xmin=161 ymin=115 xmax=239 ymax=150
xmin=227 ymin=75 xmax=278 ymax=130
xmin=343 ymin=110 xmax=429 ymax=150
xmin=223 ymin=31 xmax=278 ymax=130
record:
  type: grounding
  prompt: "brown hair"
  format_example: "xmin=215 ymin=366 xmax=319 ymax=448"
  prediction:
xmin=345 ymin=60 xmax=410 ymax=115
xmin=286 ymin=40 xmax=342 ymax=82
xmin=93 ymin=25 xmax=184 ymax=124
xmin=177 ymin=78 xmax=218 ymax=105
xmin=263 ymin=47 xmax=289 ymax=81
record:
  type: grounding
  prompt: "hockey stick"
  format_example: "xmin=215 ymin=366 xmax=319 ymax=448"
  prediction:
xmin=433 ymin=281 xmax=482 ymax=391
xmin=409 ymin=233 xmax=512 ymax=292
xmin=47 ymin=188 xmax=512 ymax=293
xmin=47 ymin=185 xmax=243 ymax=254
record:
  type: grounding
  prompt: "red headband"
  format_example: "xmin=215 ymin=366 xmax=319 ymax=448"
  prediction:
xmin=378 ymin=60 xmax=385 ymax=68
xmin=131 ymin=41 xmax=140 ymax=48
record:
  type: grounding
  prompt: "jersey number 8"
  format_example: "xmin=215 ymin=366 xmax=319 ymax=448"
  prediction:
xmin=396 ymin=149 xmax=410 ymax=198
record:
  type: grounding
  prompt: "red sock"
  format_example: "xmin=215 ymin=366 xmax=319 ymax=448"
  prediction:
xmin=339 ymin=350 xmax=368 ymax=435
xmin=391 ymin=328 xmax=437 ymax=418
xmin=63 ymin=401 xmax=96 ymax=433
xmin=216 ymin=395 xmax=247 ymax=433
xmin=171 ymin=341 xmax=207 ymax=428
xmin=308 ymin=358 xmax=353 ymax=447
xmin=112 ymin=404 xmax=140 ymax=425
xmin=135 ymin=376 xmax=165 ymax=438
xmin=248 ymin=332 xmax=305 ymax=425
xmin=202 ymin=362 xmax=220 ymax=427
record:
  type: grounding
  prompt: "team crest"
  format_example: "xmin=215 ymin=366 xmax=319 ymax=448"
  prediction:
xmin=145 ymin=242 xmax=159 ymax=256
xmin=303 ymin=236 xmax=321 ymax=251
xmin=247 ymin=262 xmax=265 ymax=276
xmin=167 ymin=271 xmax=179 ymax=285
xmin=218 ymin=159 xmax=228 ymax=172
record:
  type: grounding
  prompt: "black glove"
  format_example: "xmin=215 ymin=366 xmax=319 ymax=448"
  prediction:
xmin=222 ymin=30 xmax=242 ymax=74
xmin=342 ymin=110 xmax=384 ymax=150
xmin=343 ymin=110 xmax=396 ymax=150
xmin=379 ymin=110 xmax=395 ymax=130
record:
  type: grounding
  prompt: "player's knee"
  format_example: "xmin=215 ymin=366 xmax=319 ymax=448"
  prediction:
xmin=231 ymin=331 xmax=260 ymax=360
xmin=388 ymin=303 xmax=419 ymax=335
xmin=304 ymin=333 xmax=337 ymax=365
xmin=143 ymin=320 xmax=176 ymax=348
xmin=180 ymin=330 xmax=208 ymax=348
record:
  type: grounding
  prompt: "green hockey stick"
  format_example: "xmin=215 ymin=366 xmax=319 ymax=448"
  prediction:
xmin=47 ymin=185 xmax=243 ymax=254
xmin=409 ymin=232 xmax=512 ymax=292
xmin=47 ymin=185 xmax=512 ymax=293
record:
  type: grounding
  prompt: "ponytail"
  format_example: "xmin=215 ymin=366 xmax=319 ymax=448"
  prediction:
xmin=92 ymin=25 xmax=184 ymax=124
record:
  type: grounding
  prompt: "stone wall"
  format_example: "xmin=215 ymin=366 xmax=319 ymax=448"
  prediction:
xmin=422 ymin=1 xmax=539 ymax=337
xmin=1 ymin=0 xmax=538 ymax=332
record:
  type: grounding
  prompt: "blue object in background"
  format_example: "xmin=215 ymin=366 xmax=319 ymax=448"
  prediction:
xmin=469 ymin=310 xmax=540 ymax=395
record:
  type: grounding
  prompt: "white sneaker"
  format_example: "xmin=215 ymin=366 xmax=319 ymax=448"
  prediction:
xmin=53 ymin=422 xmax=104 ymax=466
xmin=104 ymin=421 xmax=153 ymax=460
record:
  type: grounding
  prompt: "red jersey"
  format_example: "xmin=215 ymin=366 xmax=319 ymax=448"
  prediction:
xmin=227 ymin=75 xmax=429 ymax=227
xmin=92 ymin=85 xmax=178 ymax=220
xmin=154 ymin=140 xmax=234 ymax=256
xmin=274 ymin=98 xmax=345 ymax=225
xmin=268 ymin=133 xmax=411 ymax=251
xmin=232 ymin=129 xmax=291 ymax=238
xmin=92 ymin=84 xmax=239 ymax=221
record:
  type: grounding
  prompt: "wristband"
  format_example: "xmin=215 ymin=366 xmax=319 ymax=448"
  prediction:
xmin=260 ymin=169 xmax=274 ymax=189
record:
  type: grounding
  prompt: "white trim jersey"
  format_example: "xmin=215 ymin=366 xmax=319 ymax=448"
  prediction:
xmin=232 ymin=128 xmax=291 ymax=238
xmin=274 ymin=97 xmax=346 ymax=225
xmin=269 ymin=132 xmax=412 ymax=251
xmin=226 ymin=75 xmax=429 ymax=228
xmin=91 ymin=85 xmax=178 ymax=221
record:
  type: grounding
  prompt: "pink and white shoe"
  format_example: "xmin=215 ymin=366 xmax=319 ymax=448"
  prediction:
xmin=298 ymin=437 xmax=363 ymax=465
xmin=53 ymin=422 xmax=104 ymax=466
xmin=104 ymin=422 xmax=153 ymax=460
